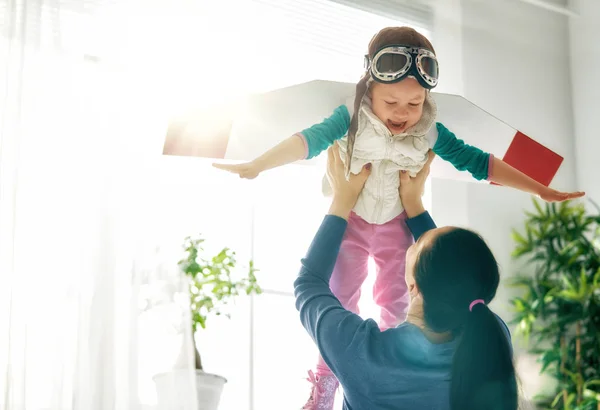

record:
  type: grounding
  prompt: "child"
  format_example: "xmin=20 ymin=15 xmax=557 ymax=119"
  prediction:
xmin=213 ymin=27 xmax=584 ymax=409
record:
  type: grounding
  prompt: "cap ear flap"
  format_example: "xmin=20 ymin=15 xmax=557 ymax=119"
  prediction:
xmin=346 ymin=73 xmax=370 ymax=177
xmin=422 ymin=91 xmax=437 ymax=122
xmin=345 ymin=132 xmax=355 ymax=179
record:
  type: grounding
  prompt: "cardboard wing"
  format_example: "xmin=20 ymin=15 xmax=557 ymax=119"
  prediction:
xmin=163 ymin=80 xmax=563 ymax=186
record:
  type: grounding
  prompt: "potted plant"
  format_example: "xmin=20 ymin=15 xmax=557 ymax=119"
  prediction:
xmin=153 ymin=234 xmax=261 ymax=410
xmin=510 ymin=199 xmax=600 ymax=410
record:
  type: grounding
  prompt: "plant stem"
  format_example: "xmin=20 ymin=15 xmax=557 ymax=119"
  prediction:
xmin=588 ymin=197 xmax=600 ymax=213
xmin=561 ymin=335 xmax=568 ymax=408
xmin=194 ymin=345 xmax=203 ymax=371
xmin=560 ymin=335 xmax=565 ymax=374
xmin=576 ymin=321 xmax=582 ymax=404
xmin=193 ymin=333 xmax=203 ymax=371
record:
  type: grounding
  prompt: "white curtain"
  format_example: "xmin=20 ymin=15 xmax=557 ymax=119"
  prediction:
xmin=0 ymin=1 xmax=199 ymax=409
xmin=0 ymin=0 xmax=432 ymax=409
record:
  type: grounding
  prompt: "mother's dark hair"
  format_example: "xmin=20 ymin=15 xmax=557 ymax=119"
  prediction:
xmin=414 ymin=228 xmax=518 ymax=410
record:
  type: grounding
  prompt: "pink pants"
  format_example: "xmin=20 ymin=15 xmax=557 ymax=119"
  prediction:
xmin=316 ymin=211 xmax=413 ymax=377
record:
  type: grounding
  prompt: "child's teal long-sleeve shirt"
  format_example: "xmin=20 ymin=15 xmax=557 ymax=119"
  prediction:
xmin=298 ymin=104 xmax=491 ymax=181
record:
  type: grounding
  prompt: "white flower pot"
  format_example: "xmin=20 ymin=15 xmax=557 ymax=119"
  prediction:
xmin=153 ymin=369 xmax=227 ymax=410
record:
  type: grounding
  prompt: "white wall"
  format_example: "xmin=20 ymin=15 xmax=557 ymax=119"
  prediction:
xmin=569 ymin=0 xmax=600 ymax=204
xmin=432 ymin=0 xmax=579 ymax=400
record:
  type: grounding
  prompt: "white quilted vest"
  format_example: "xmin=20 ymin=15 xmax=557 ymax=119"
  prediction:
xmin=322 ymin=91 xmax=438 ymax=225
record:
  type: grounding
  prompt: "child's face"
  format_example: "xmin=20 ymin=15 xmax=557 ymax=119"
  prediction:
xmin=369 ymin=77 xmax=426 ymax=135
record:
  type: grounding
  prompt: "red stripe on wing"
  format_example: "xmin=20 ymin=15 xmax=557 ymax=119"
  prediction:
xmin=491 ymin=131 xmax=563 ymax=187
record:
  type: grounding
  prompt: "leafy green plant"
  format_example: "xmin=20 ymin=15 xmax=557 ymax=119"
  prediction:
xmin=178 ymin=235 xmax=262 ymax=370
xmin=510 ymin=199 xmax=600 ymax=410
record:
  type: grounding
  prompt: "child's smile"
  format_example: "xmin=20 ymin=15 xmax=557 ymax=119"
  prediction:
xmin=386 ymin=119 xmax=407 ymax=134
xmin=370 ymin=77 xmax=426 ymax=135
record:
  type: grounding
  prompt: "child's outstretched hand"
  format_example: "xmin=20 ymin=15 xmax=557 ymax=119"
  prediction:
xmin=212 ymin=161 xmax=261 ymax=179
xmin=538 ymin=187 xmax=585 ymax=202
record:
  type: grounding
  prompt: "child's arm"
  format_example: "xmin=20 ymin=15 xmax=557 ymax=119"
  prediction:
xmin=213 ymin=105 xmax=351 ymax=179
xmin=488 ymin=158 xmax=584 ymax=201
xmin=431 ymin=123 xmax=584 ymax=201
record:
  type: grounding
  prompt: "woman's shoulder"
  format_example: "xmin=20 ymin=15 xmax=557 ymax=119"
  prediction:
xmin=493 ymin=313 xmax=514 ymax=355
xmin=493 ymin=314 xmax=512 ymax=336
xmin=375 ymin=323 xmax=456 ymax=378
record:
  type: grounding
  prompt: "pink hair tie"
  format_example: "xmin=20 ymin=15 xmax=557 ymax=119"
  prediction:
xmin=469 ymin=299 xmax=485 ymax=312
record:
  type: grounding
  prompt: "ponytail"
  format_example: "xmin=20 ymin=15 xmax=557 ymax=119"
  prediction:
xmin=414 ymin=228 xmax=519 ymax=410
xmin=450 ymin=303 xmax=517 ymax=410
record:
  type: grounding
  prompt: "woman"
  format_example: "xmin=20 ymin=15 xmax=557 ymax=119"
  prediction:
xmin=294 ymin=146 xmax=517 ymax=410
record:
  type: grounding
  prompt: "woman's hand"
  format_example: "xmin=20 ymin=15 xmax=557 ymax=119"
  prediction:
xmin=399 ymin=150 xmax=435 ymax=218
xmin=326 ymin=143 xmax=371 ymax=220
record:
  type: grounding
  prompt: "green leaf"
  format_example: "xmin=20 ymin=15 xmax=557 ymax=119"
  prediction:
xmin=512 ymin=297 xmax=528 ymax=312
xmin=539 ymin=349 xmax=561 ymax=373
xmin=181 ymin=234 xmax=262 ymax=336
xmin=533 ymin=197 xmax=544 ymax=217
xmin=551 ymin=391 xmax=563 ymax=408
xmin=557 ymin=289 xmax=581 ymax=302
xmin=512 ymin=229 xmax=528 ymax=246
xmin=509 ymin=198 xmax=600 ymax=410
xmin=582 ymin=388 xmax=600 ymax=401
xmin=566 ymin=392 xmax=576 ymax=407
xmin=583 ymin=379 xmax=600 ymax=389
xmin=580 ymin=267 xmax=589 ymax=296
xmin=592 ymin=268 xmax=600 ymax=289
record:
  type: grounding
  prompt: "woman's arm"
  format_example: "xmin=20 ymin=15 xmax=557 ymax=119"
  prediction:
xmin=294 ymin=146 xmax=376 ymax=384
xmin=405 ymin=212 xmax=436 ymax=241
xmin=293 ymin=214 xmax=381 ymax=387
xmin=399 ymin=151 xmax=437 ymax=241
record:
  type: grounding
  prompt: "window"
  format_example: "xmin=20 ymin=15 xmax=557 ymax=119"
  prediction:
xmin=144 ymin=0 xmax=433 ymax=408
xmin=2 ymin=0 xmax=434 ymax=408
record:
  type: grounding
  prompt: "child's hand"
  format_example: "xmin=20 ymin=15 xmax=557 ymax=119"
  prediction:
xmin=538 ymin=187 xmax=585 ymax=202
xmin=212 ymin=161 xmax=261 ymax=179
